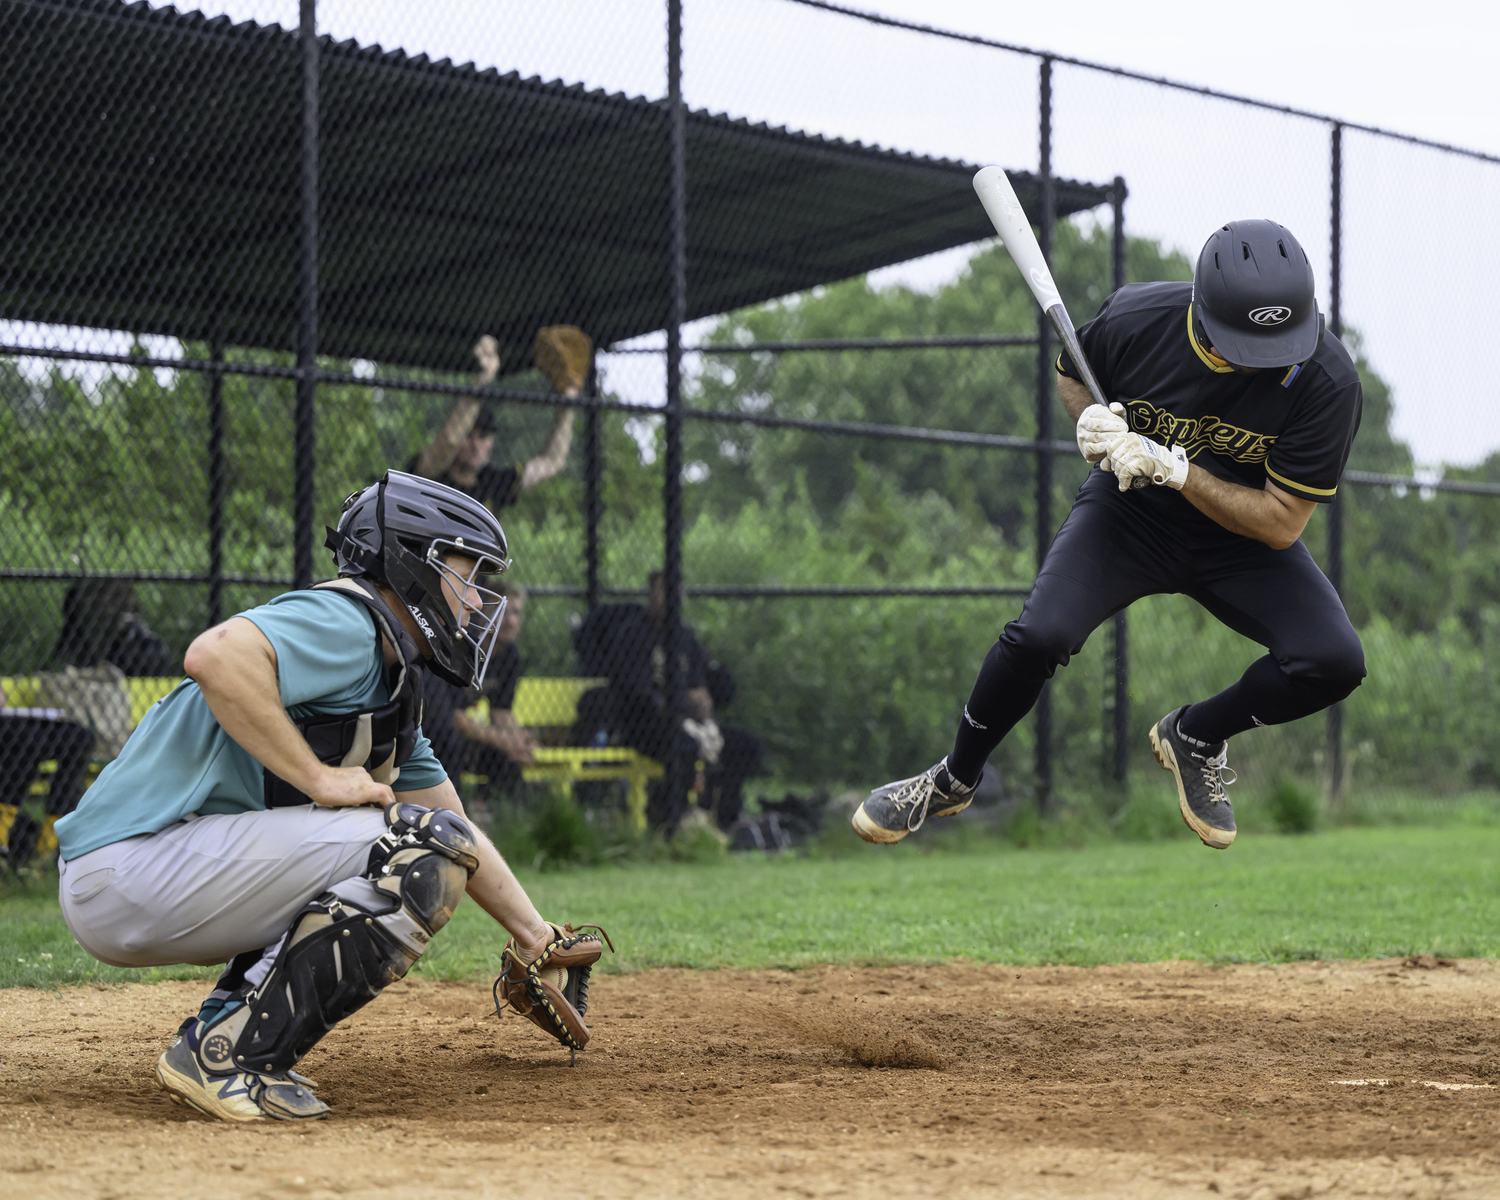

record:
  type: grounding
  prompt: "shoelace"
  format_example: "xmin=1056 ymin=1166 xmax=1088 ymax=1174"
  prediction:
xmin=886 ymin=774 xmax=938 ymax=833
xmin=1196 ymin=748 xmax=1237 ymax=805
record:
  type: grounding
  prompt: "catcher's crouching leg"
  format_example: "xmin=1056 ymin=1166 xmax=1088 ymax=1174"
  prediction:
xmin=197 ymin=803 xmax=479 ymax=1078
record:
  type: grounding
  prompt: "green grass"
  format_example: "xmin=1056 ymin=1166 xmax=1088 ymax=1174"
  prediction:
xmin=5 ymin=824 xmax=1500 ymax=989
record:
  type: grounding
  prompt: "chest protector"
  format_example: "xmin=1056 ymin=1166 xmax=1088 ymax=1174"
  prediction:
xmin=264 ymin=578 xmax=427 ymax=809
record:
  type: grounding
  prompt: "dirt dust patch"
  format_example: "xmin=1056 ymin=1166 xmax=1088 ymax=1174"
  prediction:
xmin=5 ymin=957 xmax=1500 ymax=1197
xmin=745 ymin=995 xmax=951 ymax=1069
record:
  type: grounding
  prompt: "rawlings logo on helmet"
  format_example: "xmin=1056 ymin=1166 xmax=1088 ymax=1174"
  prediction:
xmin=1248 ymin=305 xmax=1292 ymax=326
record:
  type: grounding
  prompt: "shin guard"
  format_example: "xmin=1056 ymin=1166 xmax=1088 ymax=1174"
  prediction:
xmin=196 ymin=804 xmax=478 ymax=1076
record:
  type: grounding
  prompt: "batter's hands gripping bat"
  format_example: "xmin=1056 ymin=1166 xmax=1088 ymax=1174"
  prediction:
xmin=972 ymin=167 xmax=1149 ymax=487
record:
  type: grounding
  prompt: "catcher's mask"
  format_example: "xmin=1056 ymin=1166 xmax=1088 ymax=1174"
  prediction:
xmin=326 ymin=470 xmax=510 ymax=688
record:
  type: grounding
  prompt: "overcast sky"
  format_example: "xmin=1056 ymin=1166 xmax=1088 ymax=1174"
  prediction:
xmin=158 ymin=1 xmax=1499 ymax=465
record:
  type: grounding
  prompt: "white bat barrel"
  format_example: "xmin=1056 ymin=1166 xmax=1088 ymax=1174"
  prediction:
xmin=972 ymin=165 xmax=1112 ymax=414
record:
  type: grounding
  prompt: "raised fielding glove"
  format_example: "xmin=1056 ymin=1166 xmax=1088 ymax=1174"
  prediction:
xmin=1103 ymin=433 xmax=1190 ymax=493
xmin=1075 ymin=402 xmax=1128 ymax=463
xmin=534 ymin=325 xmax=594 ymax=394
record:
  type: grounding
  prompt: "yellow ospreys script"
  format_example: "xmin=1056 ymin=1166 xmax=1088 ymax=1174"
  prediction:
xmin=1122 ymin=401 xmax=1277 ymax=466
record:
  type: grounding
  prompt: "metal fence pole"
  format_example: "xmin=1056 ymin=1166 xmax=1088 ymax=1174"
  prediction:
xmin=584 ymin=356 xmax=602 ymax=612
xmin=293 ymin=0 xmax=319 ymax=589
xmin=1110 ymin=176 xmax=1129 ymax=787
xmin=1033 ymin=56 xmax=1054 ymax=811
xmin=1326 ymin=122 xmax=1345 ymax=801
xmin=207 ymin=343 xmax=226 ymax=628
xmin=662 ymin=0 xmax=688 ymax=818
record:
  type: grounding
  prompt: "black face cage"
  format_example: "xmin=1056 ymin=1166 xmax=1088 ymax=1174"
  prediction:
xmin=385 ymin=536 xmax=507 ymax=689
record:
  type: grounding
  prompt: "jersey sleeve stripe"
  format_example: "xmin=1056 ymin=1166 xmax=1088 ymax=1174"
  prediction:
xmin=1265 ymin=465 xmax=1338 ymax=497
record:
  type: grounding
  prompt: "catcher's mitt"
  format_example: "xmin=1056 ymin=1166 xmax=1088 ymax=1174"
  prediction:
xmin=494 ymin=923 xmax=613 ymax=1060
xmin=533 ymin=325 xmax=593 ymax=394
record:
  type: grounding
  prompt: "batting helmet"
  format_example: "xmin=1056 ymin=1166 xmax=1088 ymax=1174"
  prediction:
xmin=326 ymin=470 xmax=510 ymax=687
xmin=1192 ymin=220 xmax=1321 ymax=369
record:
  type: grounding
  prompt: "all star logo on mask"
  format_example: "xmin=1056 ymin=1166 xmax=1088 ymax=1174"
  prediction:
xmin=1248 ymin=305 xmax=1292 ymax=326
xmin=407 ymin=605 xmax=437 ymax=642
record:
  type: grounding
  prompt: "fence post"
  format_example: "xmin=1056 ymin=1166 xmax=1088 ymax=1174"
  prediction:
xmin=662 ymin=0 xmax=688 ymax=819
xmin=584 ymin=356 xmax=602 ymax=612
xmin=1326 ymin=122 xmax=1345 ymax=801
xmin=208 ymin=343 xmax=226 ymax=628
xmin=1033 ymin=56 xmax=1054 ymax=812
xmin=1110 ymin=176 xmax=1129 ymax=787
xmin=293 ymin=0 xmax=319 ymax=589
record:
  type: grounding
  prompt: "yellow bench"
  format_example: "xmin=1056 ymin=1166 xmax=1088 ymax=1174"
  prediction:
xmin=0 ymin=674 xmax=663 ymax=841
xmin=2 ymin=675 xmax=183 ymax=728
xmin=464 ymin=677 xmax=662 ymax=832
xmin=1 ymin=676 xmax=184 ymax=858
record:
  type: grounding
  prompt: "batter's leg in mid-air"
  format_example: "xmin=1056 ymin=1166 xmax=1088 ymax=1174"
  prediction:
xmin=852 ymin=475 xmax=1363 ymax=848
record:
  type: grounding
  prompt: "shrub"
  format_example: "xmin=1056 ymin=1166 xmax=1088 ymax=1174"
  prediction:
xmin=1266 ymin=777 xmax=1319 ymax=834
xmin=529 ymin=792 xmax=600 ymax=868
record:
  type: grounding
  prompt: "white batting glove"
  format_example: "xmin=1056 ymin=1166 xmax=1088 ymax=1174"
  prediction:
xmin=1104 ymin=432 xmax=1190 ymax=492
xmin=1075 ymin=402 xmax=1128 ymax=463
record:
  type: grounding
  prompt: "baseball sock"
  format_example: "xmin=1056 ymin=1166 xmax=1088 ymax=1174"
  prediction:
xmin=947 ymin=640 xmax=1049 ymax=786
xmin=1178 ymin=653 xmax=1346 ymax=745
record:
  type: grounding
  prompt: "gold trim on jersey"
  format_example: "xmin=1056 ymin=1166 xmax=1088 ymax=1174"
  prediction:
xmin=1265 ymin=466 xmax=1338 ymax=498
xmin=1186 ymin=304 xmax=1234 ymax=373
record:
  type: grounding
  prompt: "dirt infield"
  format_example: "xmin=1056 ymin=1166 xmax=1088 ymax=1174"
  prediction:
xmin=4 ymin=958 xmax=1500 ymax=1198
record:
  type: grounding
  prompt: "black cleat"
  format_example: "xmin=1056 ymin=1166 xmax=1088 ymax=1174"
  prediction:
xmin=1149 ymin=707 xmax=1237 ymax=849
xmin=851 ymin=757 xmax=978 ymax=844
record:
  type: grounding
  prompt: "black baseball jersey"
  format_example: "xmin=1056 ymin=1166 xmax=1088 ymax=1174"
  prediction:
xmin=1057 ymin=282 xmax=1362 ymax=502
xmin=403 ymin=456 xmax=522 ymax=511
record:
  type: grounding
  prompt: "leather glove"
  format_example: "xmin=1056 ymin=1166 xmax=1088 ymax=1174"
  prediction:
xmin=1075 ymin=401 xmax=1129 ymax=463
xmin=1103 ymin=432 xmax=1190 ymax=492
xmin=534 ymin=326 xmax=593 ymax=394
xmin=495 ymin=923 xmax=613 ymax=1056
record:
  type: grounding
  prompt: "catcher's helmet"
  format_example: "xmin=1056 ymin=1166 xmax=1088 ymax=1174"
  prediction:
xmin=326 ymin=470 xmax=510 ymax=688
xmin=1193 ymin=220 xmax=1320 ymax=369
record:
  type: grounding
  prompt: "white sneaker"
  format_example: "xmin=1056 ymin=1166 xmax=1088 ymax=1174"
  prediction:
xmin=155 ymin=1020 xmax=330 ymax=1123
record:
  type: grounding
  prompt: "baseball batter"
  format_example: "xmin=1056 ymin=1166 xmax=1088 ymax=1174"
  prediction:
xmin=54 ymin=471 xmax=602 ymax=1122
xmin=854 ymin=220 xmax=1366 ymax=848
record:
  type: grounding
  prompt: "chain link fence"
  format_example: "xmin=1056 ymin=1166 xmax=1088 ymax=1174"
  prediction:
xmin=3 ymin=0 xmax=1497 ymax=865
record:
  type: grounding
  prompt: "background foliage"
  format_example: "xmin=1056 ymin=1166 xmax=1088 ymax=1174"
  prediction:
xmin=5 ymin=217 xmax=1498 ymax=803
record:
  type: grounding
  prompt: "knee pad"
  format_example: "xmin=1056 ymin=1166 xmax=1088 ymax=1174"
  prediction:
xmin=196 ymin=804 xmax=478 ymax=1076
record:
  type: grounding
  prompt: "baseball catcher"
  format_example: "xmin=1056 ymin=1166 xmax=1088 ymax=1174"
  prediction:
xmin=410 ymin=325 xmax=593 ymax=511
xmin=55 ymin=471 xmax=602 ymax=1123
xmin=854 ymin=220 xmax=1366 ymax=850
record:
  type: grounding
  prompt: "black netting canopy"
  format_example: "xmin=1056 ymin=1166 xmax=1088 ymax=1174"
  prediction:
xmin=1 ymin=0 xmax=1114 ymax=371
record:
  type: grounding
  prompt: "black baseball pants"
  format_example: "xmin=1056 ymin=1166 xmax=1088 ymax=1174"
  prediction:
xmin=947 ymin=470 xmax=1366 ymax=786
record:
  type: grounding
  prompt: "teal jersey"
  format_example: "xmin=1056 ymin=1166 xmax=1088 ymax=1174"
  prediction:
xmin=54 ymin=589 xmax=449 ymax=860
